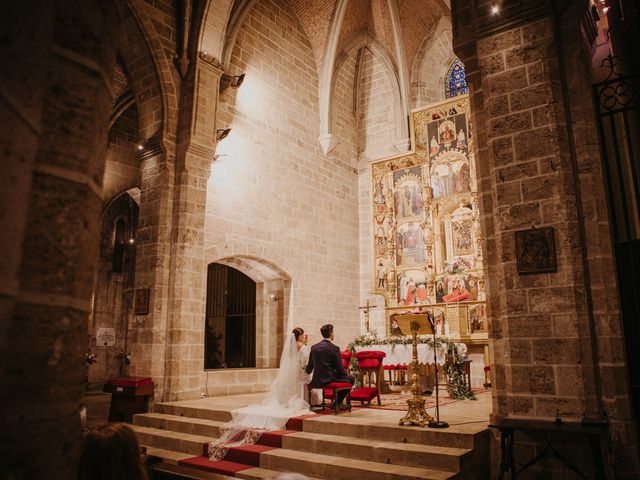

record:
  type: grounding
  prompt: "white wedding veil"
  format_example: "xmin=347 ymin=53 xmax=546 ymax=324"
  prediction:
xmin=208 ymin=331 xmax=311 ymax=461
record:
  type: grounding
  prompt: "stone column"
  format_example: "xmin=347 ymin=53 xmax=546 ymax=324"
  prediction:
xmin=163 ymin=53 xmax=220 ymax=400
xmin=127 ymin=136 xmax=175 ymax=394
xmin=452 ymin=0 xmax=639 ymax=475
xmin=0 ymin=2 xmax=118 ymax=479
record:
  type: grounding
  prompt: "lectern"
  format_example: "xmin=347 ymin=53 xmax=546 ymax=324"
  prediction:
xmin=103 ymin=376 xmax=154 ymax=423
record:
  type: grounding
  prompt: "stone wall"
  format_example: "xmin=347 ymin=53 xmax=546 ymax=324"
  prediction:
xmin=452 ymin=0 xmax=639 ymax=476
xmin=207 ymin=0 xmax=360 ymax=353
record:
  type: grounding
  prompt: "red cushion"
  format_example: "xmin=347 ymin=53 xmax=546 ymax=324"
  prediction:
xmin=355 ymin=350 xmax=386 ymax=360
xmin=396 ymin=364 xmax=408 ymax=370
xmin=340 ymin=350 xmax=352 ymax=360
xmin=358 ymin=358 xmax=383 ymax=369
xmin=350 ymin=387 xmax=378 ymax=401
xmin=325 ymin=382 xmax=353 ymax=389
xmin=383 ymin=365 xmax=394 ymax=370
xmin=324 ymin=389 xmax=334 ymax=398
xmin=106 ymin=376 xmax=153 ymax=387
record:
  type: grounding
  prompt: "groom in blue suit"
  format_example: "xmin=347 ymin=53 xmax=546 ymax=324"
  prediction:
xmin=306 ymin=324 xmax=354 ymax=404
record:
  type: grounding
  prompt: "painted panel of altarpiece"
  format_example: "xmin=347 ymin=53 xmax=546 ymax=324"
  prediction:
xmin=370 ymin=95 xmax=487 ymax=336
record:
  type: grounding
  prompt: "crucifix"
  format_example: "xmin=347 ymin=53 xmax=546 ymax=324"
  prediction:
xmin=359 ymin=299 xmax=377 ymax=332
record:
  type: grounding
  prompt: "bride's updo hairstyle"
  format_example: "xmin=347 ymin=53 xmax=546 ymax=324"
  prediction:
xmin=292 ymin=327 xmax=304 ymax=341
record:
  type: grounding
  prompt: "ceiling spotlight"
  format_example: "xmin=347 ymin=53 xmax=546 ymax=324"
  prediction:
xmin=220 ymin=73 xmax=246 ymax=91
xmin=491 ymin=4 xmax=500 ymax=14
xmin=137 ymin=144 xmax=144 ymax=151
xmin=216 ymin=128 xmax=231 ymax=141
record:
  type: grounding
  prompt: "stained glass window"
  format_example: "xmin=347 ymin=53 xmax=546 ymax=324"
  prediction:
xmin=445 ymin=59 xmax=468 ymax=98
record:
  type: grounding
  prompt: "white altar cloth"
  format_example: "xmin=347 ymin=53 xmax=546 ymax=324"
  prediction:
xmin=355 ymin=343 xmax=446 ymax=366
xmin=354 ymin=341 xmax=467 ymax=367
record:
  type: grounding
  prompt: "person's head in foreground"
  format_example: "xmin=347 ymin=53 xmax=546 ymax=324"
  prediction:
xmin=77 ymin=422 xmax=148 ymax=480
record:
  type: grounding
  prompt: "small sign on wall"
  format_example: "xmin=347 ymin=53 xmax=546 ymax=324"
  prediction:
xmin=96 ymin=327 xmax=116 ymax=346
xmin=515 ymin=227 xmax=557 ymax=275
xmin=134 ymin=288 xmax=150 ymax=315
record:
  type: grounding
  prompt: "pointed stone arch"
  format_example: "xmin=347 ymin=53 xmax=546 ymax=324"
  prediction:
xmin=411 ymin=15 xmax=454 ymax=107
xmin=335 ymin=33 xmax=405 ymax=159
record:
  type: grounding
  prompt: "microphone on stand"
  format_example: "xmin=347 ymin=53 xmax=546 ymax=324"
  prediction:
xmin=428 ymin=311 xmax=449 ymax=429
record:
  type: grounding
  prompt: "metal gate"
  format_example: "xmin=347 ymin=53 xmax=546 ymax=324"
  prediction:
xmin=205 ymin=263 xmax=256 ymax=369
xmin=593 ymin=52 xmax=640 ymax=427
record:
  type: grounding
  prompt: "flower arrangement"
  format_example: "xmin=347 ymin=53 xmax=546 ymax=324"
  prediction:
xmin=85 ymin=352 xmax=97 ymax=367
xmin=444 ymin=257 xmax=472 ymax=274
xmin=118 ymin=350 xmax=131 ymax=365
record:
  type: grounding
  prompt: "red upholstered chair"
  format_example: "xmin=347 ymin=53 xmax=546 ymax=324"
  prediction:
xmin=383 ymin=364 xmax=395 ymax=385
xmin=351 ymin=351 xmax=386 ymax=406
xmin=395 ymin=364 xmax=408 ymax=385
xmin=308 ymin=383 xmax=352 ymax=414
xmin=322 ymin=350 xmax=353 ymax=403
xmin=340 ymin=350 xmax=352 ymax=373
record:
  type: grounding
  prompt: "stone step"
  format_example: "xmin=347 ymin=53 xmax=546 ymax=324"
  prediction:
xmin=156 ymin=403 xmax=232 ymax=423
xmin=300 ymin=415 xmax=482 ymax=449
xmin=281 ymin=430 xmax=471 ymax=472
xmin=153 ymin=402 xmax=483 ymax=450
xmin=132 ymin=425 xmax=210 ymax=456
xmin=145 ymin=446 xmax=194 ymax=464
xmin=235 ymin=466 xmax=321 ymax=480
xmin=136 ymin=412 xmax=474 ymax=473
xmin=135 ymin=412 xmax=224 ymax=438
xmin=260 ymin=448 xmax=457 ymax=480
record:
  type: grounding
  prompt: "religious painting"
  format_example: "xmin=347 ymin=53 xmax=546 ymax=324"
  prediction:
xmin=397 ymin=269 xmax=429 ymax=306
xmin=468 ymin=303 xmax=487 ymax=333
xmin=134 ymin=288 xmax=150 ymax=315
xmin=393 ymin=167 xmax=423 ymax=219
xmin=446 ymin=205 xmax=474 ymax=258
xmin=431 ymin=152 xmax=470 ymax=199
xmin=427 ymin=113 xmax=469 ymax=160
xmin=442 ymin=274 xmax=469 ymax=303
xmin=396 ymin=222 xmax=426 ymax=266
xmin=515 ymin=227 xmax=557 ymax=274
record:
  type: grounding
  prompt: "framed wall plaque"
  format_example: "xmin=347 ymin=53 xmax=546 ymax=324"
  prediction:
xmin=515 ymin=227 xmax=557 ymax=275
xmin=134 ymin=288 xmax=150 ymax=315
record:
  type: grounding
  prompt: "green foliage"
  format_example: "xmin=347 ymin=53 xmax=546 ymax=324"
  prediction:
xmin=445 ymin=343 xmax=476 ymax=400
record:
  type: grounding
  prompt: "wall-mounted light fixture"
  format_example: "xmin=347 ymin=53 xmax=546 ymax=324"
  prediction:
xmin=220 ymin=73 xmax=246 ymax=91
xmin=490 ymin=4 xmax=500 ymax=15
xmin=216 ymin=128 xmax=231 ymax=141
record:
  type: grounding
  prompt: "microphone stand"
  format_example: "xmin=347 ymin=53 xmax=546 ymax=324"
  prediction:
xmin=428 ymin=311 xmax=448 ymax=429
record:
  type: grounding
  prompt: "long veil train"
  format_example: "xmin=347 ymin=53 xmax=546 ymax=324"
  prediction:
xmin=208 ymin=332 xmax=312 ymax=461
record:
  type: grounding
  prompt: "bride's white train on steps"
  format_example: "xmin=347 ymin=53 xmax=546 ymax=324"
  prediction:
xmin=208 ymin=333 xmax=313 ymax=461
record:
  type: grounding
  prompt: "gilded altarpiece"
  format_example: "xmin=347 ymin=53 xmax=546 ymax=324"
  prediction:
xmin=371 ymin=95 xmax=488 ymax=339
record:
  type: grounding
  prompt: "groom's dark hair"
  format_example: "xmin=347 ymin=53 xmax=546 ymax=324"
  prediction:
xmin=321 ymin=324 xmax=333 ymax=338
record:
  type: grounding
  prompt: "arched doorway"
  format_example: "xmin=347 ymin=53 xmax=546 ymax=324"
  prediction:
xmin=89 ymin=188 xmax=140 ymax=385
xmin=205 ymin=263 xmax=257 ymax=369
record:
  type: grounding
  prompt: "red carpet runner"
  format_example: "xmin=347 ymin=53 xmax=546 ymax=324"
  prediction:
xmin=176 ymin=414 xmax=322 ymax=476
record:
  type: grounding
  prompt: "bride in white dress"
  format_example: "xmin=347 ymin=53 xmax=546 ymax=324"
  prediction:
xmin=208 ymin=327 xmax=313 ymax=460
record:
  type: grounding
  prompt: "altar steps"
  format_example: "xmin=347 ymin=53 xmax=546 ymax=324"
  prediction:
xmin=132 ymin=395 xmax=490 ymax=480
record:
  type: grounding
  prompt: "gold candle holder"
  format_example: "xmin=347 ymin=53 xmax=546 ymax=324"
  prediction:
xmin=399 ymin=319 xmax=434 ymax=427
